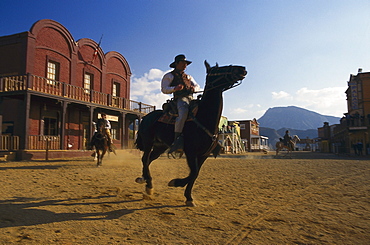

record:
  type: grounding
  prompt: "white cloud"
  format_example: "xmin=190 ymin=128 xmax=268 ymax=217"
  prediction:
xmin=147 ymin=68 xmax=166 ymax=80
xmin=130 ymin=68 xmax=169 ymax=108
xmin=227 ymin=104 xmax=264 ymax=119
xmin=294 ymin=87 xmax=347 ymax=117
xmin=231 ymin=107 xmax=248 ymax=114
xmin=270 ymin=87 xmax=347 ymax=117
xmin=271 ymin=91 xmax=293 ymax=100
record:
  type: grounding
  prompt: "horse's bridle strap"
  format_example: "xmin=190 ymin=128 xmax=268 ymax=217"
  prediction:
xmin=189 ymin=114 xmax=217 ymax=141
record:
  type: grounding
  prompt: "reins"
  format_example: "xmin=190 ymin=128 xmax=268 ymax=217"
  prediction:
xmin=193 ymin=66 xmax=243 ymax=94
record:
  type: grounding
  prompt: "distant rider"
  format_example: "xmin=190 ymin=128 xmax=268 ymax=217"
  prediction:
xmin=90 ymin=113 xmax=114 ymax=152
xmin=283 ymin=130 xmax=292 ymax=148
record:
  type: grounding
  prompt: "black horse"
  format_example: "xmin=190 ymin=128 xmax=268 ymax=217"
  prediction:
xmin=135 ymin=61 xmax=247 ymax=206
xmin=92 ymin=118 xmax=109 ymax=167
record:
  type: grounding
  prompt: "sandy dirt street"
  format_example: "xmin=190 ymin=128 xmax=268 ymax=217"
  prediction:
xmin=0 ymin=150 xmax=369 ymax=244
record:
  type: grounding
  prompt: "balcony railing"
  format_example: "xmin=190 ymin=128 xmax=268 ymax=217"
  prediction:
xmin=0 ymin=74 xmax=155 ymax=114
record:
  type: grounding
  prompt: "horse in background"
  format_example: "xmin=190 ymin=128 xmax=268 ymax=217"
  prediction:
xmin=92 ymin=118 xmax=109 ymax=166
xmin=276 ymin=135 xmax=300 ymax=157
xmin=135 ymin=61 xmax=247 ymax=206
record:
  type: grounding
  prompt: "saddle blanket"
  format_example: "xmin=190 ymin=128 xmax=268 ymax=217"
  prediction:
xmin=157 ymin=106 xmax=198 ymax=125
xmin=157 ymin=113 xmax=194 ymax=125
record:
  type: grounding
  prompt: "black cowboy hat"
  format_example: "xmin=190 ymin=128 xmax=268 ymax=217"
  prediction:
xmin=169 ymin=54 xmax=192 ymax=68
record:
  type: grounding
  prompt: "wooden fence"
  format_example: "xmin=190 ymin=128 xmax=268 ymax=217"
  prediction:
xmin=0 ymin=135 xmax=19 ymax=151
xmin=28 ymin=135 xmax=60 ymax=150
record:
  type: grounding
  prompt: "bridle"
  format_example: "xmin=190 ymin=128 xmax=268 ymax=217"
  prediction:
xmin=202 ymin=66 xmax=244 ymax=92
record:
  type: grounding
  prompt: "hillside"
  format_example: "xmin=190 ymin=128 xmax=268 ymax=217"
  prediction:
xmin=257 ymin=106 xmax=342 ymax=147
xmin=258 ymin=106 xmax=341 ymax=131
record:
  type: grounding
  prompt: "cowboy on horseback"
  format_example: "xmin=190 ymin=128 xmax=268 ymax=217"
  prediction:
xmin=161 ymin=54 xmax=200 ymax=153
xmin=90 ymin=113 xmax=114 ymax=152
xmin=283 ymin=130 xmax=293 ymax=149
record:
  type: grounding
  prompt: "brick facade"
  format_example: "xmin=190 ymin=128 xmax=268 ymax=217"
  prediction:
xmin=0 ymin=19 xmax=154 ymax=160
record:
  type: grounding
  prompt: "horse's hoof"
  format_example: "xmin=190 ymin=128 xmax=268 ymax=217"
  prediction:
xmin=168 ymin=179 xmax=176 ymax=187
xmin=143 ymin=193 xmax=153 ymax=200
xmin=185 ymin=200 xmax=196 ymax=207
xmin=135 ymin=177 xmax=146 ymax=184
xmin=145 ymin=187 xmax=154 ymax=195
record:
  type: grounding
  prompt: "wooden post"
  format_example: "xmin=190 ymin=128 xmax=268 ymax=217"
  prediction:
xmin=0 ymin=115 xmax=2 ymax=150
xmin=60 ymin=101 xmax=68 ymax=150
xmin=45 ymin=137 xmax=49 ymax=161
xmin=120 ymin=112 xmax=126 ymax=149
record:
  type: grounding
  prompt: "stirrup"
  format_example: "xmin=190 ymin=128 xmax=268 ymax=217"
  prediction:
xmin=168 ymin=135 xmax=184 ymax=154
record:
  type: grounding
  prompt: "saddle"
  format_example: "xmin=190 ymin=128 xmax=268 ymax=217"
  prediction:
xmin=157 ymin=96 xmax=222 ymax=158
xmin=158 ymin=97 xmax=200 ymax=124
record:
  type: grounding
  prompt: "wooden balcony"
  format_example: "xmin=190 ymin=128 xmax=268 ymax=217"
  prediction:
xmin=0 ymin=74 xmax=155 ymax=114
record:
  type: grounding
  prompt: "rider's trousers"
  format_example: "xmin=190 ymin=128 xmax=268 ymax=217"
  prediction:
xmin=175 ymin=96 xmax=191 ymax=133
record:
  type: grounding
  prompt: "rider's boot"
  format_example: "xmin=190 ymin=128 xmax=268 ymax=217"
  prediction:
xmin=212 ymin=142 xmax=223 ymax=158
xmin=168 ymin=132 xmax=184 ymax=154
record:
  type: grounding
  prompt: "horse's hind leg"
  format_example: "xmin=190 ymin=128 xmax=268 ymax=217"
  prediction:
xmin=136 ymin=145 xmax=167 ymax=196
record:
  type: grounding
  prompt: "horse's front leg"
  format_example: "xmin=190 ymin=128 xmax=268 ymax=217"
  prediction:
xmin=96 ymin=150 xmax=101 ymax=167
xmin=100 ymin=149 xmax=107 ymax=166
xmin=168 ymin=155 xmax=207 ymax=207
xmin=184 ymin=156 xmax=207 ymax=206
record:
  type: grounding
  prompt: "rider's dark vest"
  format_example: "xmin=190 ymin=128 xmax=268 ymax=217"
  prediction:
xmin=170 ymin=70 xmax=193 ymax=99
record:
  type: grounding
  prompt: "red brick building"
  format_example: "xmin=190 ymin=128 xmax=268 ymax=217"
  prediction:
xmin=0 ymin=19 xmax=154 ymax=160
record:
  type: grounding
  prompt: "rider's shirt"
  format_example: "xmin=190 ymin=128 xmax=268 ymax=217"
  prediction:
xmin=104 ymin=119 xmax=111 ymax=130
xmin=161 ymin=70 xmax=199 ymax=98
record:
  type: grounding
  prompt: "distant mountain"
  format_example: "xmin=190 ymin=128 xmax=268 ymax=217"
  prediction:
xmin=256 ymin=106 xmax=342 ymax=148
xmin=258 ymin=106 xmax=341 ymax=131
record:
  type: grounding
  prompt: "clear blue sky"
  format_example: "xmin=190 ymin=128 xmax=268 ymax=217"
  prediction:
xmin=1 ymin=0 xmax=370 ymax=120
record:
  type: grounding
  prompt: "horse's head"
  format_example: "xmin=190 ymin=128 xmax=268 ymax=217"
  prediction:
xmin=293 ymin=135 xmax=300 ymax=143
xmin=96 ymin=118 xmax=106 ymax=133
xmin=204 ymin=60 xmax=247 ymax=92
